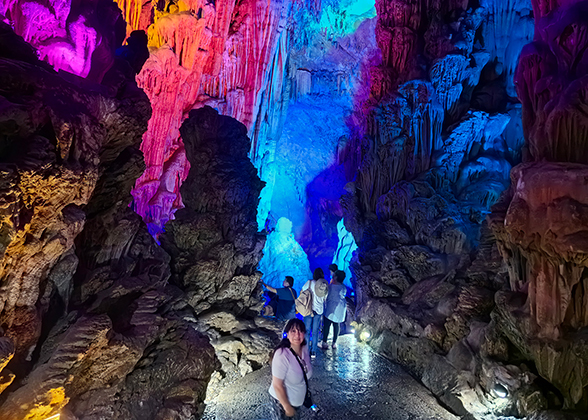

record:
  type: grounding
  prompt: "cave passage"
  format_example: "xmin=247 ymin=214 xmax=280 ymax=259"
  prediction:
xmin=203 ymin=334 xmax=460 ymax=420
xmin=4 ymin=0 xmax=588 ymax=417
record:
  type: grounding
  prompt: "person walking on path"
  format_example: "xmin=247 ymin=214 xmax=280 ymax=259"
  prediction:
xmin=269 ymin=318 xmax=313 ymax=419
xmin=319 ymin=270 xmax=347 ymax=350
xmin=301 ymin=268 xmax=329 ymax=358
xmin=261 ymin=276 xmax=298 ymax=321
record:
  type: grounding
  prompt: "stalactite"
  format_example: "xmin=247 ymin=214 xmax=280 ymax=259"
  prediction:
xmin=127 ymin=0 xmax=290 ymax=234
xmin=480 ymin=0 xmax=534 ymax=96
xmin=494 ymin=161 xmax=588 ymax=345
xmin=515 ymin=2 xmax=588 ymax=163
xmin=114 ymin=0 xmax=153 ymax=38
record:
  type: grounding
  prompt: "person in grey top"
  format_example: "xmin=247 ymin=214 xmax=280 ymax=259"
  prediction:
xmin=319 ymin=270 xmax=347 ymax=349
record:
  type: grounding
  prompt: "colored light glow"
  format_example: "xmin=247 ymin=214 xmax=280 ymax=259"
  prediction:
xmin=332 ymin=219 xmax=358 ymax=289
xmin=359 ymin=329 xmax=371 ymax=341
xmin=345 ymin=0 xmax=376 ymax=16
xmin=258 ymin=217 xmax=312 ymax=291
xmin=318 ymin=0 xmax=376 ymax=36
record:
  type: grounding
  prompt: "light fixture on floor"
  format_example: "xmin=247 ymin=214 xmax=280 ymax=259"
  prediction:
xmin=359 ymin=329 xmax=371 ymax=341
xmin=351 ymin=321 xmax=372 ymax=342
xmin=492 ymin=383 xmax=508 ymax=398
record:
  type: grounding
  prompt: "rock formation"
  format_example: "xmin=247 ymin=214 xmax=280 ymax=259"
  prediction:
xmin=2 ymin=0 xmax=588 ymax=418
xmin=0 ymin=19 xmax=221 ymax=420
xmin=114 ymin=0 xmax=292 ymax=236
xmin=488 ymin=0 xmax=588 ymax=411
xmin=160 ymin=106 xmax=278 ymax=395
xmin=340 ymin=0 xmax=556 ymax=416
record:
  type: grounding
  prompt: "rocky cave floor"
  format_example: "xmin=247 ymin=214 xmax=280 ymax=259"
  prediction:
xmin=202 ymin=335 xmax=518 ymax=420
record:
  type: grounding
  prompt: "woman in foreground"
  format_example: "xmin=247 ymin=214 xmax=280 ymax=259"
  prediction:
xmin=269 ymin=318 xmax=313 ymax=419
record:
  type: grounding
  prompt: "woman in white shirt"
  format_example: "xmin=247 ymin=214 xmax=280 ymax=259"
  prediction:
xmin=301 ymin=268 xmax=328 ymax=357
xmin=319 ymin=270 xmax=347 ymax=349
xmin=269 ymin=318 xmax=313 ymax=419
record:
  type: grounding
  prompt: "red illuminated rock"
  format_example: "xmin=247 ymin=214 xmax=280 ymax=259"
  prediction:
xmin=122 ymin=0 xmax=289 ymax=234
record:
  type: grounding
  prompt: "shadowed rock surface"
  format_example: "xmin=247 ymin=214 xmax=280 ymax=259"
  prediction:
xmin=0 ymin=23 xmax=220 ymax=419
xmin=160 ymin=106 xmax=280 ymax=394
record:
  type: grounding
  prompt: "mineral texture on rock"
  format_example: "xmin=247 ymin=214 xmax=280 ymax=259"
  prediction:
xmin=342 ymin=0 xmax=554 ymax=416
xmin=160 ymin=106 xmax=279 ymax=393
xmin=486 ymin=0 xmax=588 ymax=412
xmin=0 ymin=19 xmax=220 ymax=420
xmin=116 ymin=0 xmax=292 ymax=235
xmin=2 ymin=0 xmax=588 ymax=418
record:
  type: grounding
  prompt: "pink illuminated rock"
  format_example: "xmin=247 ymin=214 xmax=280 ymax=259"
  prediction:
xmin=126 ymin=0 xmax=289 ymax=235
xmin=2 ymin=0 xmax=125 ymax=82
xmin=4 ymin=0 xmax=296 ymax=235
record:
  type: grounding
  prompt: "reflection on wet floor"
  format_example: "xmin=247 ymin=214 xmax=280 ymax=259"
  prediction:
xmin=203 ymin=334 xmax=460 ymax=420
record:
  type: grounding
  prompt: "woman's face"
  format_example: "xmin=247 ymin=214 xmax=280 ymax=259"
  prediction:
xmin=287 ymin=326 xmax=305 ymax=346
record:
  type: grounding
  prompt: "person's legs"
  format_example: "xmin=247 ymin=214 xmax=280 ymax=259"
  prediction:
xmin=322 ymin=316 xmax=333 ymax=346
xmin=332 ymin=322 xmax=340 ymax=345
xmin=303 ymin=315 xmax=313 ymax=347
xmin=311 ymin=314 xmax=321 ymax=353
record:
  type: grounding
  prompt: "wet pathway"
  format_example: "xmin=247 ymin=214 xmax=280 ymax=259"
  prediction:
xmin=202 ymin=334 xmax=460 ymax=420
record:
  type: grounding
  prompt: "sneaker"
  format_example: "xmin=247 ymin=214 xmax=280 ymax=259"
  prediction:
xmin=318 ymin=342 xmax=328 ymax=349
xmin=310 ymin=352 xmax=316 ymax=359
xmin=331 ymin=343 xmax=337 ymax=349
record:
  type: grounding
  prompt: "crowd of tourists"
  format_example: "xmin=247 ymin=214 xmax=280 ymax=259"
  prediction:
xmin=260 ymin=264 xmax=350 ymax=419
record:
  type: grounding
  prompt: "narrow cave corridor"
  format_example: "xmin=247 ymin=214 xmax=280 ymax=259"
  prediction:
xmin=1 ymin=0 xmax=588 ymax=419
xmin=203 ymin=335 xmax=461 ymax=420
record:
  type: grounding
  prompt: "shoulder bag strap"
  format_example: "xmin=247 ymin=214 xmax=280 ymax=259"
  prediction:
xmin=289 ymin=348 xmax=309 ymax=391
xmin=288 ymin=287 xmax=296 ymax=301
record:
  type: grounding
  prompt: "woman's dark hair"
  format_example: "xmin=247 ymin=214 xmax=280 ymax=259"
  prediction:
xmin=313 ymin=267 xmax=324 ymax=280
xmin=270 ymin=318 xmax=307 ymax=362
xmin=328 ymin=263 xmax=338 ymax=272
xmin=284 ymin=276 xmax=294 ymax=287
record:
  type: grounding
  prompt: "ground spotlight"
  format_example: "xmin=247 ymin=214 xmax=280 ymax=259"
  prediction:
xmin=492 ymin=383 xmax=508 ymax=398
xmin=359 ymin=329 xmax=371 ymax=341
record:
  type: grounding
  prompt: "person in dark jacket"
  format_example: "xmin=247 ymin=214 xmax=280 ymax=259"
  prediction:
xmin=262 ymin=276 xmax=298 ymax=320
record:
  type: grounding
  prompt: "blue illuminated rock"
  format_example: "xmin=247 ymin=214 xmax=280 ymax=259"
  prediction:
xmin=258 ymin=217 xmax=312 ymax=291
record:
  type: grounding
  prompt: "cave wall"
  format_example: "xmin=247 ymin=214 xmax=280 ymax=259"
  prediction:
xmin=342 ymin=0 xmax=588 ymax=417
xmin=2 ymin=0 xmax=588 ymax=418
xmin=0 ymin=18 xmax=224 ymax=419
xmin=339 ymin=0 xmax=551 ymax=417
xmin=488 ymin=0 xmax=588 ymax=411
xmin=0 ymin=6 xmax=279 ymax=418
